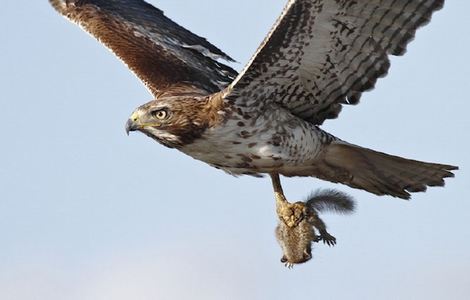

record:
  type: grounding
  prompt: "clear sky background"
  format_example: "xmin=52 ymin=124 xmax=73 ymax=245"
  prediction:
xmin=1 ymin=1 xmax=469 ymax=299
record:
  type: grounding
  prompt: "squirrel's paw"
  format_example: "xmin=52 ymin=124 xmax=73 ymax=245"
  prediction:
xmin=315 ymin=233 xmax=336 ymax=247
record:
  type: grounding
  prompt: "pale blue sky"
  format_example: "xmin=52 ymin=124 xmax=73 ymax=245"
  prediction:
xmin=1 ymin=1 xmax=469 ymax=299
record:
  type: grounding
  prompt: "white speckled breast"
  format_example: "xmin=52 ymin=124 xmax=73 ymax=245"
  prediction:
xmin=179 ymin=103 xmax=336 ymax=176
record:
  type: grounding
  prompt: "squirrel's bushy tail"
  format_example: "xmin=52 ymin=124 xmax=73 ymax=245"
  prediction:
xmin=306 ymin=189 xmax=355 ymax=214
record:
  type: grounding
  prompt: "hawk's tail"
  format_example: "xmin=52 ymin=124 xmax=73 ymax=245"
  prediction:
xmin=315 ymin=143 xmax=458 ymax=199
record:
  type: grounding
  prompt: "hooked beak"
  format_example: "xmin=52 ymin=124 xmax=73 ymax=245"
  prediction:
xmin=125 ymin=111 xmax=141 ymax=136
xmin=125 ymin=119 xmax=138 ymax=135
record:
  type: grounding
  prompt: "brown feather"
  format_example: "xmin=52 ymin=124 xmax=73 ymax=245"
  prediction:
xmin=49 ymin=0 xmax=237 ymax=97
xmin=315 ymin=143 xmax=457 ymax=199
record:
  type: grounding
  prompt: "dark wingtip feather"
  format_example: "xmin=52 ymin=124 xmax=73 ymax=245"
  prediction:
xmin=390 ymin=0 xmax=446 ymax=56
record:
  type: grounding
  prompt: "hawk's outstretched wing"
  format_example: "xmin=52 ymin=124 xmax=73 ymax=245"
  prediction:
xmin=50 ymin=0 xmax=238 ymax=97
xmin=225 ymin=0 xmax=444 ymax=124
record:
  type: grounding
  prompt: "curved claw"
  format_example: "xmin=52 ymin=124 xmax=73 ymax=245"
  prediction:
xmin=285 ymin=263 xmax=294 ymax=269
xmin=318 ymin=233 xmax=337 ymax=247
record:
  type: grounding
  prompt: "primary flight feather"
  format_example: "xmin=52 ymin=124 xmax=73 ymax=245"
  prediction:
xmin=50 ymin=0 xmax=457 ymax=200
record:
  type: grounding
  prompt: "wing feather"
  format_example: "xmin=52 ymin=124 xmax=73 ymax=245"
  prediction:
xmin=224 ymin=0 xmax=444 ymax=124
xmin=50 ymin=0 xmax=238 ymax=97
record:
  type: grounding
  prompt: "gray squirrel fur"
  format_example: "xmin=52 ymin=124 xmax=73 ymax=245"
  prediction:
xmin=275 ymin=189 xmax=355 ymax=268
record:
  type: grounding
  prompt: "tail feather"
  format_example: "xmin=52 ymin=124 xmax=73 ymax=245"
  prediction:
xmin=316 ymin=142 xmax=458 ymax=199
xmin=305 ymin=189 xmax=355 ymax=214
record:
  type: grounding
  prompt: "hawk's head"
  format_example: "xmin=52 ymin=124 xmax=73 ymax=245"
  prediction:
xmin=125 ymin=95 xmax=221 ymax=148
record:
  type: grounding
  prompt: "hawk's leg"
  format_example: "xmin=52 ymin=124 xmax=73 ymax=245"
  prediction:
xmin=270 ymin=173 xmax=306 ymax=228
xmin=271 ymin=173 xmax=287 ymax=206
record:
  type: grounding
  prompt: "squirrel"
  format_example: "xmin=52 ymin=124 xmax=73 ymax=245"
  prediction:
xmin=275 ymin=189 xmax=355 ymax=268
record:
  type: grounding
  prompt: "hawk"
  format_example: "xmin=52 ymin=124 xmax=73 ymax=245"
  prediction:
xmin=50 ymin=0 xmax=457 ymax=203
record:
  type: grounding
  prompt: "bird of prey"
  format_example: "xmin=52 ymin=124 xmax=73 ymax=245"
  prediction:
xmin=50 ymin=0 xmax=457 ymax=203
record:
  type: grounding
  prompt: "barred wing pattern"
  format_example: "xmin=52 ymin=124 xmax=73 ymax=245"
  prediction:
xmin=226 ymin=0 xmax=444 ymax=124
xmin=50 ymin=0 xmax=237 ymax=97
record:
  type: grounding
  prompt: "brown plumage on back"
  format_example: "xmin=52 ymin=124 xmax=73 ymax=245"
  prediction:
xmin=49 ymin=0 xmax=237 ymax=97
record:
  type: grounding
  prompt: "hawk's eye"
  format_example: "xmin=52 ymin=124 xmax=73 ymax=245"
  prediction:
xmin=152 ymin=109 xmax=168 ymax=120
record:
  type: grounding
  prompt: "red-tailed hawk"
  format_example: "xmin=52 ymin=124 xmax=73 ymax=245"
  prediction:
xmin=50 ymin=0 xmax=457 ymax=202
